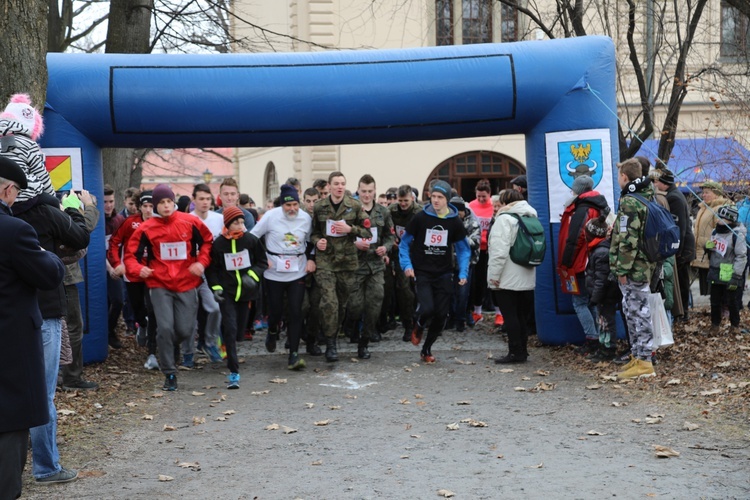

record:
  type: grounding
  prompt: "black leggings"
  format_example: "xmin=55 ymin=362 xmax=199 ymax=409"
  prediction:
xmin=492 ymin=289 xmax=533 ymax=357
xmin=710 ymin=283 xmax=740 ymax=327
xmin=265 ymin=278 xmax=306 ymax=353
xmin=220 ymin=300 xmax=250 ymax=373
xmin=414 ymin=272 xmax=453 ymax=355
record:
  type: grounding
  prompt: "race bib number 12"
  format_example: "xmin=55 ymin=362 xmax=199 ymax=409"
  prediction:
xmin=224 ymin=249 xmax=250 ymax=271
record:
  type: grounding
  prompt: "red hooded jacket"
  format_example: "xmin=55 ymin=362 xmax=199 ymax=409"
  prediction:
xmin=124 ymin=211 xmax=213 ymax=292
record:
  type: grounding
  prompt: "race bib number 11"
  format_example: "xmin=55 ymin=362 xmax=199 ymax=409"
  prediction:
xmin=161 ymin=242 xmax=187 ymax=260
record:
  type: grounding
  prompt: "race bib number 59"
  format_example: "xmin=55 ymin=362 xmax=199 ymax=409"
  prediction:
xmin=424 ymin=228 xmax=448 ymax=247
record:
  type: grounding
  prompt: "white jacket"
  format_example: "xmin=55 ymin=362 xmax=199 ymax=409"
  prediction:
xmin=487 ymin=200 xmax=538 ymax=291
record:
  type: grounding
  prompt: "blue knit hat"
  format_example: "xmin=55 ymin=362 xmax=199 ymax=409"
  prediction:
xmin=431 ymin=180 xmax=451 ymax=199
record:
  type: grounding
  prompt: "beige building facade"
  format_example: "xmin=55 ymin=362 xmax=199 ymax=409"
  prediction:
xmin=231 ymin=1 xmax=749 ymax=204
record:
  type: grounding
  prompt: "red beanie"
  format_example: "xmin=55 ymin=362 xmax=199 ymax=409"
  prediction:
xmin=223 ymin=206 xmax=244 ymax=228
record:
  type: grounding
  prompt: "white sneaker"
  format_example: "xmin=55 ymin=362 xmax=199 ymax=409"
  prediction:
xmin=144 ymin=354 xmax=160 ymax=370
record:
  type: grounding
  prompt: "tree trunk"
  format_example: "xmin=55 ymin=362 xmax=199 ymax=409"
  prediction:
xmin=102 ymin=0 xmax=153 ymax=207
xmin=0 ymin=0 xmax=48 ymax=107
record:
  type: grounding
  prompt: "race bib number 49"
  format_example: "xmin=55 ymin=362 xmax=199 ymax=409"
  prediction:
xmin=161 ymin=242 xmax=187 ymax=260
xmin=424 ymin=228 xmax=448 ymax=247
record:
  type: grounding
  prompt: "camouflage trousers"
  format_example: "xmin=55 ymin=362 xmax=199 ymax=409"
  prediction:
xmin=348 ymin=271 xmax=385 ymax=341
xmin=618 ymin=279 xmax=653 ymax=361
xmin=316 ymin=270 xmax=356 ymax=339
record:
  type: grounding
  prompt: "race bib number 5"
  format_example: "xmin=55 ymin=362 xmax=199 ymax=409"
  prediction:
xmin=275 ymin=254 xmax=300 ymax=273
xmin=424 ymin=228 xmax=448 ymax=247
xmin=161 ymin=242 xmax=187 ymax=260
xmin=224 ymin=249 xmax=250 ymax=271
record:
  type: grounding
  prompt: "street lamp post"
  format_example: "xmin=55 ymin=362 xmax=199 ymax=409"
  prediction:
xmin=202 ymin=168 xmax=213 ymax=184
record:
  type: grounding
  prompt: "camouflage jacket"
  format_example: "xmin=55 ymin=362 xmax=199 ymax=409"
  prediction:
xmin=389 ymin=201 xmax=423 ymax=262
xmin=310 ymin=195 xmax=371 ymax=272
xmin=609 ymin=181 xmax=657 ymax=283
xmin=356 ymin=203 xmax=395 ymax=274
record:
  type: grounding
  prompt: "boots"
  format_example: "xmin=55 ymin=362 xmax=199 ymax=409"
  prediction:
xmin=617 ymin=358 xmax=655 ymax=379
xmin=357 ymin=338 xmax=371 ymax=359
xmin=402 ymin=321 xmax=413 ymax=342
xmin=306 ymin=334 xmax=323 ymax=356
xmin=108 ymin=333 xmax=123 ymax=349
xmin=325 ymin=338 xmax=339 ymax=362
xmin=574 ymin=339 xmax=599 ymax=355
xmin=587 ymin=345 xmax=617 ymax=363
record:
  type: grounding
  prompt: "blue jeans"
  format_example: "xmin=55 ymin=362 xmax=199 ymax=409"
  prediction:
xmin=30 ymin=318 xmax=63 ymax=479
xmin=571 ymin=290 xmax=599 ymax=340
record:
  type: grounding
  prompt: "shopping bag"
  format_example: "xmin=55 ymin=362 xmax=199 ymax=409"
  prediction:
xmin=648 ymin=292 xmax=674 ymax=348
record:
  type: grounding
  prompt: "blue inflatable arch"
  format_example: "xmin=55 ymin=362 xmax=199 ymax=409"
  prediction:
xmin=43 ymin=35 xmax=619 ymax=363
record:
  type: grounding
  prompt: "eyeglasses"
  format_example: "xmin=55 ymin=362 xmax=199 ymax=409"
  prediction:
xmin=6 ymin=183 xmax=20 ymax=193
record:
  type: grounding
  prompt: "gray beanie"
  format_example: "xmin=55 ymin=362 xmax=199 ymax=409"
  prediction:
xmin=431 ymin=180 xmax=452 ymax=199
xmin=572 ymin=175 xmax=594 ymax=195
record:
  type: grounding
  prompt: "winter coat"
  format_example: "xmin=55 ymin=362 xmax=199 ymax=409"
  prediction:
xmin=207 ymin=232 xmax=268 ymax=302
xmin=310 ymin=195 xmax=372 ymax=272
xmin=487 ymin=200 xmax=538 ymax=291
xmin=108 ymin=213 xmax=148 ymax=279
xmin=664 ymin=184 xmax=696 ymax=263
xmin=355 ymin=203 xmax=395 ymax=273
xmin=558 ymin=190 xmax=610 ymax=276
xmin=609 ymin=178 xmax=657 ymax=284
xmin=0 ymin=126 xmax=53 ymax=203
xmin=706 ymin=223 xmax=748 ymax=285
xmin=125 ymin=211 xmax=214 ymax=293
xmin=692 ymin=196 xmax=728 ymax=269
xmin=584 ymin=237 xmax=618 ymax=306
xmin=0 ymin=202 xmax=65 ymax=433
xmin=462 ymin=207 xmax=482 ymax=266
xmin=63 ymin=202 xmax=99 ymax=286
xmin=14 ymin=196 xmax=91 ymax=318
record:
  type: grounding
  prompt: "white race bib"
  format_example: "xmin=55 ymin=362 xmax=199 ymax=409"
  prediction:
xmin=711 ymin=234 xmax=730 ymax=257
xmin=326 ymin=219 xmax=345 ymax=237
xmin=356 ymin=227 xmax=378 ymax=245
xmin=395 ymin=225 xmax=406 ymax=239
xmin=274 ymin=254 xmax=301 ymax=273
xmin=476 ymin=216 xmax=491 ymax=232
xmin=224 ymin=249 xmax=250 ymax=271
xmin=161 ymin=242 xmax=187 ymax=260
xmin=424 ymin=228 xmax=448 ymax=247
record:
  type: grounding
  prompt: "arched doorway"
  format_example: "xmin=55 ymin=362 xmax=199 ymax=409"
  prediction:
xmin=263 ymin=161 xmax=279 ymax=205
xmin=423 ymin=150 xmax=526 ymax=201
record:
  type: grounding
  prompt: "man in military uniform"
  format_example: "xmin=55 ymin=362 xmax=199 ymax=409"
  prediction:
xmin=610 ymin=158 xmax=658 ymax=379
xmin=311 ymin=171 xmax=371 ymax=362
xmin=389 ymin=185 xmax=422 ymax=341
xmin=344 ymin=174 xmax=395 ymax=359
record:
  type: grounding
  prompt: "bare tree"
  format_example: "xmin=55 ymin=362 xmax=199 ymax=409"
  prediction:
xmin=495 ymin=0 xmax=734 ymax=163
xmin=0 ymin=0 xmax=48 ymax=105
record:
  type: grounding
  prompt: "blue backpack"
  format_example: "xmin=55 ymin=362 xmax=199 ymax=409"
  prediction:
xmin=627 ymin=193 xmax=681 ymax=262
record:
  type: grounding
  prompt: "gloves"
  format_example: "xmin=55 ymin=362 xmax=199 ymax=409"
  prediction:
xmin=241 ymin=272 xmax=259 ymax=295
xmin=212 ymin=289 xmax=225 ymax=303
xmin=705 ymin=240 xmax=715 ymax=250
xmin=728 ymin=274 xmax=742 ymax=292
xmin=61 ymin=193 xmax=82 ymax=211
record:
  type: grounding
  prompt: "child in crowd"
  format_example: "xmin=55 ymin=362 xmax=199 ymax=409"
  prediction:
xmin=583 ymin=215 xmax=621 ymax=362
xmin=705 ymin=205 xmax=747 ymax=334
xmin=207 ymin=207 xmax=267 ymax=389
xmin=124 ymin=184 xmax=214 ymax=391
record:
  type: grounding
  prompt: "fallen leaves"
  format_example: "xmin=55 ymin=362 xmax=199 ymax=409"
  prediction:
xmin=653 ymin=445 xmax=680 ymax=458
xmin=270 ymin=378 xmax=287 ymax=384
xmin=192 ymin=416 xmax=206 ymax=426
xmin=314 ymin=420 xmax=331 ymax=426
xmin=586 ymin=384 xmax=602 ymax=390
xmin=191 ymin=391 xmax=205 ymax=396
xmin=460 ymin=418 xmax=487 ymax=427
xmin=265 ymin=423 xmax=280 ymax=431
xmin=177 ymin=461 xmax=200 ymax=471
xmin=586 ymin=430 xmax=606 ymax=436
xmin=446 ymin=423 xmax=460 ymax=431
xmin=682 ymin=421 xmax=700 ymax=431
xmin=58 ymin=409 xmax=76 ymax=416
xmin=142 ymin=414 xmax=154 ymax=420
xmin=700 ymin=389 xmax=723 ymax=396
xmin=158 ymin=474 xmax=174 ymax=482
xmin=437 ymin=489 xmax=455 ymax=498
xmin=251 ymin=390 xmax=271 ymax=396
xmin=163 ymin=425 xmax=176 ymax=431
